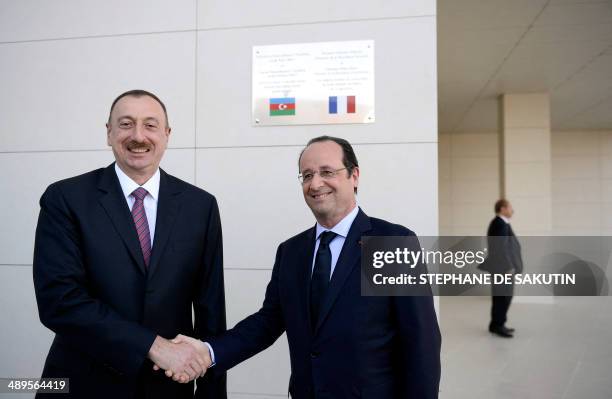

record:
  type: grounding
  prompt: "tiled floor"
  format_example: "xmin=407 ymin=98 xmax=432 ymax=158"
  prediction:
xmin=439 ymin=296 xmax=612 ymax=399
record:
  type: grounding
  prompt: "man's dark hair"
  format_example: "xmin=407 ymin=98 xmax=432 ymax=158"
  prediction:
xmin=108 ymin=89 xmax=169 ymax=127
xmin=298 ymin=135 xmax=359 ymax=193
xmin=494 ymin=199 xmax=510 ymax=214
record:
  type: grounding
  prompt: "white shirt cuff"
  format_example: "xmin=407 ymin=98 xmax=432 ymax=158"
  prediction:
xmin=204 ymin=342 xmax=216 ymax=367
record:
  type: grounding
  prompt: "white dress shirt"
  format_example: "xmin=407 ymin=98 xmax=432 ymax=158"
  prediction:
xmin=114 ymin=163 xmax=160 ymax=246
xmin=499 ymin=215 xmax=510 ymax=224
xmin=312 ymin=205 xmax=359 ymax=279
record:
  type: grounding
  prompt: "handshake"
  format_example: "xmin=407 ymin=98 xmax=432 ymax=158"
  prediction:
xmin=148 ymin=334 xmax=212 ymax=383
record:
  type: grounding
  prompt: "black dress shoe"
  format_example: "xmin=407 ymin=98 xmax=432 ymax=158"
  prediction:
xmin=489 ymin=325 xmax=514 ymax=338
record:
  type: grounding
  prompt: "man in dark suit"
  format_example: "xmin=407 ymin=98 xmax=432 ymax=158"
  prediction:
xmin=175 ymin=136 xmax=441 ymax=398
xmin=33 ymin=90 xmax=226 ymax=398
xmin=478 ymin=199 xmax=523 ymax=338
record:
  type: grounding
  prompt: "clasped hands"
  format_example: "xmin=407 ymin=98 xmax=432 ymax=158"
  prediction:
xmin=148 ymin=334 xmax=211 ymax=383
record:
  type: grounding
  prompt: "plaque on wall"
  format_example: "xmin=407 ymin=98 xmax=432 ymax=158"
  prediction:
xmin=252 ymin=40 xmax=374 ymax=126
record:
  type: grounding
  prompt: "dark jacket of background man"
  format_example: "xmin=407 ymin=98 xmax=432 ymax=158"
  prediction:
xmin=480 ymin=216 xmax=523 ymax=275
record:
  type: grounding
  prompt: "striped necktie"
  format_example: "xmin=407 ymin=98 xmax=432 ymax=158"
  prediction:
xmin=131 ymin=187 xmax=151 ymax=267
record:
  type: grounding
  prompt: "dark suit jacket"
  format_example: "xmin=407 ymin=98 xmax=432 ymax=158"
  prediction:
xmin=208 ymin=208 xmax=441 ymax=399
xmin=478 ymin=216 xmax=523 ymax=274
xmin=33 ymin=163 xmax=227 ymax=399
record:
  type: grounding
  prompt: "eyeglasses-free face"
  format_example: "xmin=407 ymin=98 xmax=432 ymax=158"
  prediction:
xmin=107 ymin=95 xmax=170 ymax=183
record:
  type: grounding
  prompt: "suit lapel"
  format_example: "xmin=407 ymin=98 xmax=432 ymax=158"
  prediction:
xmin=97 ymin=163 xmax=146 ymax=275
xmin=314 ymin=208 xmax=372 ymax=333
xmin=147 ymin=169 xmax=182 ymax=280
xmin=300 ymin=227 xmax=317 ymax=333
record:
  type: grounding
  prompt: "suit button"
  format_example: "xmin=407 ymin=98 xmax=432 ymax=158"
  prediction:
xmin=310 ymin=351 xmax=319 ymax=358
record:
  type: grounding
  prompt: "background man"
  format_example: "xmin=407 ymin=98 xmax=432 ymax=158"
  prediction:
xmin=479 ymin=199 xmax=523 ymax=338
xmin=177 ymin=136 xmax=441 ymax=398
xmin=33 ymin=90 xmax=226 ymax=398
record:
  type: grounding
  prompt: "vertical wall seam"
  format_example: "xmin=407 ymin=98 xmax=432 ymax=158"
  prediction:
xmin=194 ymin=0 xmax=199 ymax=185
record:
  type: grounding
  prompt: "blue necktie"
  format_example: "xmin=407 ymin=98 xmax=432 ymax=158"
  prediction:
xmin=310 ymin=231 xmax=337 ymax=331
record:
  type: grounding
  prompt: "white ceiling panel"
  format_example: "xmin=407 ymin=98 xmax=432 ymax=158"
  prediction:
xmin=535 ymin=2 xmax=612 ymax=26
xmin=438 ymin=0 xmax=612 ymax=132
xmin=439 ymin=80 xmax=487 ymax=107
xmin=523 ymin=22 xmax=612 ymax=45
xmin=553 ymin=80 xmax=612 ymax=125
xmin=439 ymin=47 xmax=510 ymax=85
xmin=485 ymin=41 xmax=610 ymax=93
xmin=558 ymin=53 xmax=612 ymax=90
xmin=560 ymin=97 xmax=612 ymax=129
xmin=438 ymin=0 xmax=547 ymax=30
xmin=437 ymin=26 xmax=526 ymax=49
xmin=549 ymin=0 xmax=612 ymax=4
xmin=505 ymin=40 xmax=609 ymax=76
xmin=438 ymin=108 xmax=469 ymax=133
xmin=456 ymin=97 xmax=500 ymax=132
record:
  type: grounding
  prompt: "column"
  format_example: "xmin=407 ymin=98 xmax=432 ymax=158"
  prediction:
xmin=499 ymin=93 xmax=552 ymax=235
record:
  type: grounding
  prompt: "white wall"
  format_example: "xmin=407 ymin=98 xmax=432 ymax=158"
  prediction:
xmin=552 ymin=130 xmax=612 ymax=235
xmin=0 ymin=1 xmax=438 ymax=398
xmin=438 ymin=132 xmax=499 ymax=236
xmin=439 ymin=130 xmax=612 ymax=236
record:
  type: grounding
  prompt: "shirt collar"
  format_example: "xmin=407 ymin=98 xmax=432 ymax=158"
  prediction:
xmin=498 ymin=214 xmax=510 ymax=224
xmin=114 ymin=163 xmax=160 ymax=201
xmin=315 ymin=205 xmax=359 ymax=240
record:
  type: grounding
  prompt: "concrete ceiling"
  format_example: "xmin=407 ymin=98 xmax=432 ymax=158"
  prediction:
xmin=438 ymin=0 xmax=612 ymax=133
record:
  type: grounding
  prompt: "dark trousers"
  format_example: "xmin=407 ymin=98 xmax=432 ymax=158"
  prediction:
xmin=490 ymin=277 xmax=514 ymax=328
xmin=490 ymin=295 xmax=512 ymax=328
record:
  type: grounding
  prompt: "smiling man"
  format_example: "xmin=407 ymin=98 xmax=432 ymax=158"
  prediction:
xmin=33 ymin=90 xmax=227 ymax=399
xmin=176 ymin=136 xmax=441 ymax=398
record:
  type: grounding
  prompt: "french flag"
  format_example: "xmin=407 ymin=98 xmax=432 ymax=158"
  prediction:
xmin=329 ymin=96 xmax=356 ymax=114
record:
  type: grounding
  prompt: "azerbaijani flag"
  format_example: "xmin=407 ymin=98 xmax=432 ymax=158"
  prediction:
xmin=329 ymin=96 xmax=356 ymax=114
xmin=269 ymin=97 xmax=296 ymax=116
